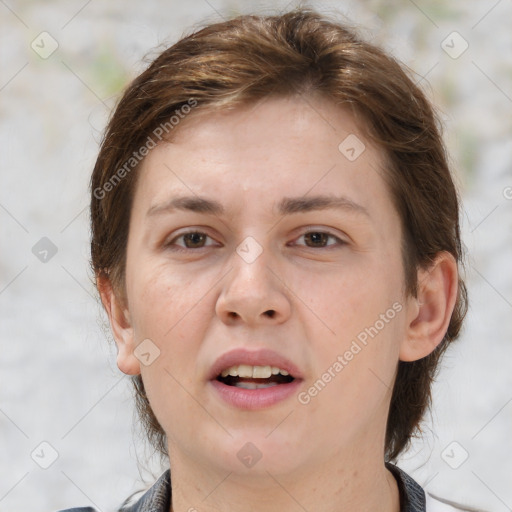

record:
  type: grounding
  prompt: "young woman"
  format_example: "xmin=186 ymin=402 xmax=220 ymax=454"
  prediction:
xmin=63 ymin=8 xmax=469 ymax=512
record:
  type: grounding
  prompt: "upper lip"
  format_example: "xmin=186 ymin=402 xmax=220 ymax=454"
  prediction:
xmin=208 ymin=348 xmax=303 ymax=381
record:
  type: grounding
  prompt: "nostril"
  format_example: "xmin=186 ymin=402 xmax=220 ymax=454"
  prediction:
xmin=265 ymin=310 xmax=276 ymax=318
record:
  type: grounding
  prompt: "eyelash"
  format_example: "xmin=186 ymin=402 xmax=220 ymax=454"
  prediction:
xmin=164 ymin=229 xmax=347 ymax=253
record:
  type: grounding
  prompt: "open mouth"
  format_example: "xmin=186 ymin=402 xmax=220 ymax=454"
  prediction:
xmin=216 ymin=364 xmax=295 ymax=389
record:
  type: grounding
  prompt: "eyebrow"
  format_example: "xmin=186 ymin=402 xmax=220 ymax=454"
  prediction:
xmin=146 ymin=194 xmax=370 ymax=218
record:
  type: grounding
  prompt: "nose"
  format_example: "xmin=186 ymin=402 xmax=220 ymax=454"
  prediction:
xmin=215 ymin=244 xmax=292 ymax=327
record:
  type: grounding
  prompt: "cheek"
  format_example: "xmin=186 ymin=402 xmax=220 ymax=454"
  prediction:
xmin=304 ymin=258 xmax=404 ymax=341
xmin=127 ymin=257 xmax=201 ymax=334
xmin=130 ymin=265 xmax=213 ymax=427
xmin=301 ymin=250 xmax=405 ymax=393
xmin=127 ymin=258 xmax=228 ymax=369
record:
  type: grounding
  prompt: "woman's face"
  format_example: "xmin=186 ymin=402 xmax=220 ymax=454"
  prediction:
xmin=119 ymin=95 xmax=413 ymax=477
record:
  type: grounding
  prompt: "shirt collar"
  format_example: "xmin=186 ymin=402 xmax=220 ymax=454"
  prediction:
xmin=386 ymin=462 xmax=426 ymax=512
xmin=121 ymin=470 xmax=171 ymax=512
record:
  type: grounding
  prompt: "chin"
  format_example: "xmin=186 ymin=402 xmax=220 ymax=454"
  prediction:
xmin=200 ymin=429 xmax=308 ymax=477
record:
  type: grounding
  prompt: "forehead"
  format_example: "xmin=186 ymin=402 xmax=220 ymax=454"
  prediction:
xmin=133 ymin=95 xmax=391 ymax=219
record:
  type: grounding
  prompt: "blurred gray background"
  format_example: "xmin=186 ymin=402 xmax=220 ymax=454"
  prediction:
xmin=1 ymin=0 xmax=511 ymax=510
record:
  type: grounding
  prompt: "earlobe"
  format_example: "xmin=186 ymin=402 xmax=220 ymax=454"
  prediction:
xmin=97 ymin=274 xmax=141 ymax=375
xmin=400 ymin=252 xmax=459 ymax=362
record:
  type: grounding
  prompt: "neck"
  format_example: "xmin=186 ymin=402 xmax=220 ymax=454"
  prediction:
xmin=167 ymin=447 xmax=400 ymax=512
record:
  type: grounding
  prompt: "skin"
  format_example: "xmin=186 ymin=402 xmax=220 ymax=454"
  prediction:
xmin=99 ymin=94 xmax=458 ymax=512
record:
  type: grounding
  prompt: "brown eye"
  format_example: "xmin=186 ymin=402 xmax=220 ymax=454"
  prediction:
xmin=182 ymin=232 xmax=207 ymax=248
xmin=166 ymin=231 xmax=217 ymax=252
xmin=304 ymin=232 xmax=329 ymax=247
xmin=297 ymin=231 xmax=345 ymax=249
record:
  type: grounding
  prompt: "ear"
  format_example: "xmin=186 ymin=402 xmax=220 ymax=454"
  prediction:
xmin=97 ymin=274 xmax=141 ymax=375
xmin=400 ymin=252 xmax=459 ymax=362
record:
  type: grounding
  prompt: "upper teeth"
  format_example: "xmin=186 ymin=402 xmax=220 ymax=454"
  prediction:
xmin=220 ymin=365 xmax=290 ymax=378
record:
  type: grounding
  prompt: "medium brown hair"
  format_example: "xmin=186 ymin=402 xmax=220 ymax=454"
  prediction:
xmin=90 ymin=8 xmax=467 ymax=461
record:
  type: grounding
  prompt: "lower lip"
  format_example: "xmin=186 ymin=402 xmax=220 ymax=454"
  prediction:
xmin=210 ymin=379 xmax=302 ymax=410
